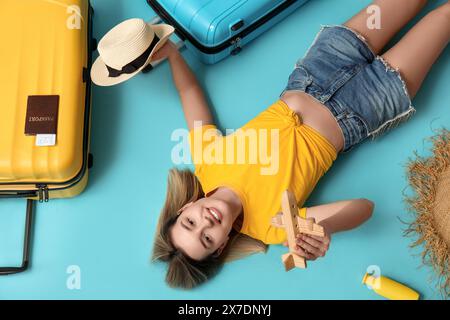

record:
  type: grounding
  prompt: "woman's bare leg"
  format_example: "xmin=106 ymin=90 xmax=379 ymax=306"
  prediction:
xmin=381 ymin=2 xmax=450 ymax=98
xmin=345 ymin=0 xmax=428 ymax=54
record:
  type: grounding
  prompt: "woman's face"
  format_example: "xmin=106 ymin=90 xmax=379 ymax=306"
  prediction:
xmin=169 ymin=197 xmax=234 ymax=261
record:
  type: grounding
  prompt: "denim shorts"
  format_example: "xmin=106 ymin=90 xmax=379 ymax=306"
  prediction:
xmin=281 ymin=25 xmax=415 ymax=152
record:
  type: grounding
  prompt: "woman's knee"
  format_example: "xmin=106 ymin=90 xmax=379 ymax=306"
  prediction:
xmin=432 ymin=2 xmax=450 ymax=23
xmin=421 ymin=4 xmax=450 ymax=40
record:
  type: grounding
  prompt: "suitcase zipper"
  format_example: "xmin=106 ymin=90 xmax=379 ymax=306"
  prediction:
xmin=1 ymin=179 xmax=78 ymax=201
xmin=231 ymin=37 xmax=242 ymax=55
xmin=147 ymin=0 xmax=299 ymax=54
xmin=36 ymin=184 xmax=49 ymax=203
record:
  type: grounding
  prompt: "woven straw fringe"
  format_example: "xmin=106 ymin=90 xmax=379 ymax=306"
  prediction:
xmin=404 ymin=129 xmax=450 ymax=299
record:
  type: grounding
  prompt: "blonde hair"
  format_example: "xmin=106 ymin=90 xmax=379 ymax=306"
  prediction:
xmin=151 ymin=168 xmax=267 ymax=289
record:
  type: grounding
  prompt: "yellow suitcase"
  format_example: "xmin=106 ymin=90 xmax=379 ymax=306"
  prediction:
xmin=0 ymin=0 xmax=94 ymax=274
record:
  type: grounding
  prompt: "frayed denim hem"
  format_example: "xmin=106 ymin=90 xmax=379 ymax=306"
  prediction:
xmin=313 ymin=25 xmax=416 ymax=140
xmin=369 ymin=56 xmax=416 ymax=139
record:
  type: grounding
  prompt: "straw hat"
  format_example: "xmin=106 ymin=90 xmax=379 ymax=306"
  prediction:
xmin=404 ymin=129 xmax=450 ymax=297
xmin=91 ymin=18 xmax=174 ymax=86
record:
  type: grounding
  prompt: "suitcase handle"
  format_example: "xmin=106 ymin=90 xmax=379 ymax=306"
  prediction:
xmin=142 ymin=16 xmax=185 ymax=74
xmin=0 ymin=199 xmax=35 ymax=275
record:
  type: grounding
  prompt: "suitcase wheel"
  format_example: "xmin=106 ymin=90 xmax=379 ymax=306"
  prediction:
xmin=88 ymin=153 xmax=94 ymax=169
xmin=92 ymin=38 xmax=98 ymax=51
xmin=82 ymin=68 xmax=89 ymax=83
xmin=231 ymin=47 xmax=242 ymax=56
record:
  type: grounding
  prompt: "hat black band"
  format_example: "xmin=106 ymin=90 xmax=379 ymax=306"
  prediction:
xmin=106 ymin=34 xmax=160 ymax=78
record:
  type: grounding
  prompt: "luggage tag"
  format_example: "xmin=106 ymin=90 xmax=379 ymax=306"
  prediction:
xmin=35 ymin=134 xmax=57 ymax=147
xmin=24 ymin=95 xmax=59 ymax=147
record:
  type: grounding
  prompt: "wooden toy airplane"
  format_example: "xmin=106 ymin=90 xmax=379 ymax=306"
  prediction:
xmin=271 ymin=190 xmax=325 ymax=271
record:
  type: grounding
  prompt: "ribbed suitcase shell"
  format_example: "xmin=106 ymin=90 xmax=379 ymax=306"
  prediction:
xmin=147 ymin=0 xmax=309 ymax=64
xmin=0 ymin=0 xmax=92 ymax=200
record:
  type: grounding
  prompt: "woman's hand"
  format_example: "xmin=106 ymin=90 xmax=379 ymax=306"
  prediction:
xmin=151 ymin=40 xmax=179 ymax=61
xmin=283 ymin=228 xmax=331 ymax=261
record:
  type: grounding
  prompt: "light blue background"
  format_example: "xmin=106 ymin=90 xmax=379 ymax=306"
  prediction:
xmin=1 ymin=0 xmax=449 ymax=300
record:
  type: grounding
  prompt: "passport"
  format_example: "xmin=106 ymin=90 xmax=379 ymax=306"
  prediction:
xmin=24 ymin=95 xmax=59 ymax=135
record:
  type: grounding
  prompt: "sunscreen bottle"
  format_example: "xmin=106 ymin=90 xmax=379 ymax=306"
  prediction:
xmin=362 ymin=273 xmax=420 ymax=300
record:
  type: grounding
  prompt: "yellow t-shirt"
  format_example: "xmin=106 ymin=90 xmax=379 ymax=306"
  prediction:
xmin=188 ymin=100 xmax=337 ymax=244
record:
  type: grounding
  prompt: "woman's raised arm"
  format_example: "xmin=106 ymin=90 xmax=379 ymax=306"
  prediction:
xmin=153 ymin=41 xmax=214 ymax=130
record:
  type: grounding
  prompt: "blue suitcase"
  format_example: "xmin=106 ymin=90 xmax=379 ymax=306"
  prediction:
xmin=146 ymin=0 xmax=310 ymax=64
